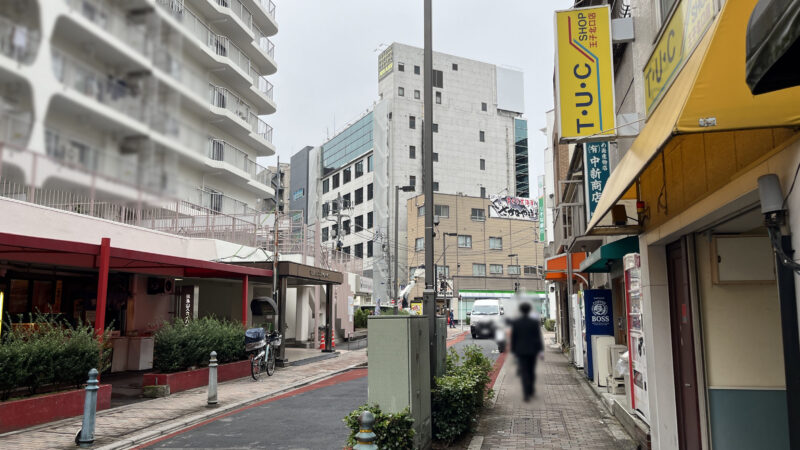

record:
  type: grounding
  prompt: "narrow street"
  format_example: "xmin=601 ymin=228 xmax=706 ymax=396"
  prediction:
xmin=471 ymin=335 xmax=637 ymax=449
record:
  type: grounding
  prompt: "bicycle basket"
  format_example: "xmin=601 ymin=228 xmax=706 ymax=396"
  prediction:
xmin=245 ymin=327 xmax=266 ymax=344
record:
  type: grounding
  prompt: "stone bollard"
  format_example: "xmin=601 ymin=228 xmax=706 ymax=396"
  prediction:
xmin=76 ymin=368 xmax=99 ymax=448
xmin=208 ymin=351 xmax=218 ymax=407
xmin=353 ymin=410 xmax=378 ymax=450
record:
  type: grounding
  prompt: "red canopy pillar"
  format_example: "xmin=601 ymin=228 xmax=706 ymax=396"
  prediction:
xmin=95 ymin=237 xmax=110 ymax=336
xmin=242 ymin=275 xmax=249 ymax=326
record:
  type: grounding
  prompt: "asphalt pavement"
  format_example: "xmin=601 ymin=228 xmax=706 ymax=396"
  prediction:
xmin=448 ymin=327 xmax=503 ymax=364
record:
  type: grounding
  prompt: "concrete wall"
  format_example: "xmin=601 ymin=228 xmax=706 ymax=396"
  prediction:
xmin=128 ymin=274 xmax=172 ymax=334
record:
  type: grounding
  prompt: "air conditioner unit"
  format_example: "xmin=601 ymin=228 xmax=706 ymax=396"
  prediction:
xmin=147 ymin=277 xmax=175 ymax=295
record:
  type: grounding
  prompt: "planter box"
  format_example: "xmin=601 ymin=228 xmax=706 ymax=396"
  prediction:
xmin=142 ymin=359 xmax=251 ymax=395
xmin=0 ymin=384 xmax=111 ymax=433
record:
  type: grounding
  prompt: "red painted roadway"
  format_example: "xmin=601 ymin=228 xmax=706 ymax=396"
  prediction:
xmin=137 ymin=331 xmax=510 ymax=449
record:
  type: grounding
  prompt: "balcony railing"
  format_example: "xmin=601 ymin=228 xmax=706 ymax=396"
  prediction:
xmin=217 ymin=0 xmax=253 ymax=30
xmin=209 ymin=138 xmax=270 ymax=184
xmin=45 ymin=128 xmax=142 ymax=186
xmin=0 ymin=110 xmax=32 ymax=147
xmin=253 ymin=75 xmax=274 ymax=100
xmin=0 ymin=15 xmax=39 ymax=64
xmin=209 ymin=84 xmax=253 ymax=122
xmin=64 ymin=0 xmax=149 ymax=56
xmin=181 ymin=184 xmax=260 ymax=216
xmin=149 ymin=111 xmax=208 ymax=157
xmin=257 ymin=0 xmax=277 ymax=20
xmin=51 ymin=49 xmax=146 ymax=121
xmin=248 ymin=113 xmax=273 ymax=142
xmin=252 ymin=24 xmax=275 ymax=58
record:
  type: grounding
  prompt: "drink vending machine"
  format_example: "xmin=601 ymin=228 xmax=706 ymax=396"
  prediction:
xmin=624 ymin=253 xmax=649 ymax=423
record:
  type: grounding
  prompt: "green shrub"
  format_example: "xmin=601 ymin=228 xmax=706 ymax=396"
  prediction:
xmin=343 ymin=404 xmax=414 ymax=449
xmin=0 ymin=314 xmax=111 ymax=400
xmin=153 ymin=317 xmax=246 ymax=373
xmin=354 ymin=308 xmax=369 ymax=329
xmin=543 ymin=318 xmax=556 ymax=332
xmin=431 ymin=346 xmax=494 ymax=445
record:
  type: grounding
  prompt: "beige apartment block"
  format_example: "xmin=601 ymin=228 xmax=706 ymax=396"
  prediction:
xmin=405 ymin=193 xmax=544 ymax=302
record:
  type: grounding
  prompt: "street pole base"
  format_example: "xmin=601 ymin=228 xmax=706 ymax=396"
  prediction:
xmin=276 ymin=358 xmax=291 ymax=367
xmin=321 ymin=349 xmax=335 ymax=353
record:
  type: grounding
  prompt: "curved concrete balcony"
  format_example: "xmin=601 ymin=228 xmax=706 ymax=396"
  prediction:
xmin=0 ymin=13 xmax=40 ymax=66
xmin=244 ymin=0 xmax=277 ymax=37
xmin=207 ymin=138 xmax=273 ymax=195
xmin=195 ymin=0 xmax=254 ymax=45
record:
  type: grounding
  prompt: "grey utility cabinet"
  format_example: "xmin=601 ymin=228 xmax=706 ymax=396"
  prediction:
xmin=368 ymin=315 xmax=431 ymax=449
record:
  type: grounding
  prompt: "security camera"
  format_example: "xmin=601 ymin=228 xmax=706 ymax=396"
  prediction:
xmin=758 ymin=174 xmax=784 ymax=215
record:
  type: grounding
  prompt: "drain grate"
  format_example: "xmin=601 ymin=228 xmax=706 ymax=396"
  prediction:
xmin=511 ymin=417 xmax=538 ymax=435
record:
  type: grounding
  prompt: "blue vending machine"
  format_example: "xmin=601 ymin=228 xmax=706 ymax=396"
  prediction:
xmin=582 ymin=289 xmax=614 ymax=381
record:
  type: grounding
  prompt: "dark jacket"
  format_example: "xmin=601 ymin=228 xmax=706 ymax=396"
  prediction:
xmin=511 ymin=316 xmax=544 ymax=356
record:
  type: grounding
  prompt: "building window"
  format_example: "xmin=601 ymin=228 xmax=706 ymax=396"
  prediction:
xmin=418 ymin=205 xmax=425 ymax=217
xmin=660 ymin=0 xmax=678 ymax=24
xmin=322 ymin=202 xmax=329 ymax=218
xmin=471 ymin=208 xmax=485 ymax=221
xmin=433 ymin=152 xmax=438 ymax=162
xmin=481 ymin=102 xmax=487 ymax=111
xmin=435 ymin=91 xmax=441 ymax=104
xmin=458 ymin=235 xmax=472 ymax=248
xmin=343 ymin=167 xmax=351 ymax=184
xmin=432 ymin=123 xmax=438 ymax=133
xmin=480 ymin=158 xmax=486 ymax=170
xmin=368 ymin=155 xmax=373 ymax=172
xmin=367 ymin=183 xmax=373 ymax=200
xmin=480 ymin=187 xmax=486 ymax=198
xmin=489 ymin=237 xmax=502 ymax=250
xmin=508 ymin=265 xmax=521 ymax=275
xmin=355 ymin=160 xmax=364 ymax=178
xmin=322 ymin=227 xmax=328 ymax=242
xmin=355 ymin=215 xmax=363 ymax=231
xmin=409 ymin=116 xmax=416 ymax=129
xmin=433 ymin=182 xmax=439 ymax=191
xmin=343 ymin=219 xmax=351 ymax=235
xmin=433 ymin=69 xmax=443 ymax=88
xmin=368 ymin=212 xmax=374 ymax=228
xmin=398 ymin=86 xmax=405 ymax=96
xmin=343 ymin=246 xmax=350 ymax=255
xmin=332 ymin=173 xmax=340 ymax=189
xmin=452 ymin=63 xmax=458 ymax=71
xmin=367 ymin=241 xmax=374 ymax=257
xmin=343 ymin=193 xmax=351 ymax=208
xmin=437 ymin=265 xmax=450 ymax=278
xmin=409 ymin=175 xmax=416 ymax=187
xmin=355 ymin=243 xmax=363 ymax=258
xmin=414 ymin=90 xmax=420 ymax=99
xmin=414 ymin=65 xmax=420 ymax=74
xmin=472 ymin=263 xmax=486 ymax=276
xmin=415 ymin=237 xmax=425 ymax=252
xmin=331 ymin=223 xmax=338 ymax=239
xmin=434 ymin=204 xmax=449 ymax=218
xmin=490 ymin=264 xmax=503 ymax=275
xmin=409 ymin=145 xmax=416 ymax=159
xmin=322 ymin=179 xmax=329 ymax=194
xmin=479 ymin=130 xmax=485 ymax=142
xmin=355 ymin=187 xmax=364 ymax=205
xmin=398 ymin=63 xmax=404 ymax=72
xmin=524 ymin=266 xmax=539 ymax=277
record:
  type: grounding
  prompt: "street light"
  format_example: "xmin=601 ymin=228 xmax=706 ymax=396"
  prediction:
xmin=394 ymin=185 xmax=415 ymax=314
xmin=508 ymin=253 xmax=519 ymax=292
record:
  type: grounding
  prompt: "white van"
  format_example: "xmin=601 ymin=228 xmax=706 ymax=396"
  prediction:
xmin=469 ymin=299 xmax=504 ymax=339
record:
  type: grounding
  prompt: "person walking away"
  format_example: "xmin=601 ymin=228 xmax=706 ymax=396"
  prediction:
xmin=511 ymin=302 xmax=543 ymax=401
xmin=449 ymin=310 xmax=455 ymax=328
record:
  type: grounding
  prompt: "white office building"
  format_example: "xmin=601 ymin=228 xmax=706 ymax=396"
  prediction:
xmin=302 ymin=43 xmax=528 ymax=305
xmin=0 ymin=0 xmax=278 ymax=214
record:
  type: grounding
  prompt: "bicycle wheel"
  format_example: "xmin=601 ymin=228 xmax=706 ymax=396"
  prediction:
xmin=266 ymin=346 xmax=276 ymax=376
xmin=250 ymin=354 xmax=262 ymax=380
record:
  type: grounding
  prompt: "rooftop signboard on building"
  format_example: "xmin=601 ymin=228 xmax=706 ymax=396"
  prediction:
xmin=554 ymin=6 xmax=616 ymax=141
xmin=489 ymin=195 xmax=539 ymax=222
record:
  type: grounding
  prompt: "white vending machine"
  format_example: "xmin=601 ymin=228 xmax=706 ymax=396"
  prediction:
xmin=624 ymin=253 xmax=650 ymax=422
xmin=571 ymin=293 xmax=584 ymax=368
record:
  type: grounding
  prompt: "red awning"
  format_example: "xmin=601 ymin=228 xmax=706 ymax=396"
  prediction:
xmin=0 ymin=232 xmax=273 ymax=279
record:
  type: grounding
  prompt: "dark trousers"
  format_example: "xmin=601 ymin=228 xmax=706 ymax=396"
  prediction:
xmin=518 ymin=355 xmax=538 ymax=398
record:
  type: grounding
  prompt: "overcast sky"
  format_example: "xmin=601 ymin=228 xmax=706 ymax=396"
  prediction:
xmin=261 ymin=0 xmax=572 ymax=194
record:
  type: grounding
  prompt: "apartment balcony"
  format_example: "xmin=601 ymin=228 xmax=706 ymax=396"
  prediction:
xmin=247 ymin=112 xmax=274 ymax=153
xmin=195 ymin=0 xmax=254 ymax=45
xmin=0 ymin=14 xmax=40 ymax=65
xmin=181 ymin=183 xmax=261 ymax=216
xmin=209 ymin=83 xmax=254 ymax=131
xmin=244 ymin=0 xmax=277 ymax=36
xmin=250 ymin=23 xmax=277 ymax=75
xmin=0 ymin=110 xmax=32 ymax=149
xmin=62 ymin=0 xmax=150 ymax=66
xmin=207 ymin=138 xmax=272 ymax=194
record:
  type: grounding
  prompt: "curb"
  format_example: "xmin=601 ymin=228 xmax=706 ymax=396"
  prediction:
xmin=97 ymin=360 xmax=368 ymax=450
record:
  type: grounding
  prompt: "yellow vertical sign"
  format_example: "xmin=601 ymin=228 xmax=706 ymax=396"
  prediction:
xmin=555 ymin=6 xmax=616 ymax=140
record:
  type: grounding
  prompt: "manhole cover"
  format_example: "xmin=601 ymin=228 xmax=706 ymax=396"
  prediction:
xmin=511 ymin=417 xmax=538 ymax=435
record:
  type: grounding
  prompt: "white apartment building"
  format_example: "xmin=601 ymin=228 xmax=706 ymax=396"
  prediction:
xmin=304 ymin=43 xmax=528 ymax=305
xmin=0 ymin=0 xmax=278 ymax=215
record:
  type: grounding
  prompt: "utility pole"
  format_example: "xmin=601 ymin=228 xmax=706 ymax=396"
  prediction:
xmin=394 ymin=185 xmax=414 ymax=313
xmin=422 ymin=0 xmax=437 ymax=386
xmin=272 ymin=157 xmax=286 ymax=364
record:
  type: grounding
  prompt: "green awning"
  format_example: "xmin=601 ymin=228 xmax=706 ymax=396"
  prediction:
xmin=746 ymin=0 xmax=800 ymax=94
xmin=579 ymin=237 xmax=639 ymax=273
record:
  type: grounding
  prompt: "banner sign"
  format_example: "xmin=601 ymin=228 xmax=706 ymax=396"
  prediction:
xmin=489 ymin=195 xmax=539 ymax=221
xmin=378 ymin=45 xmax=393 ymax=81
xmin=555 ymin=6 xmax=616 ymax=140
xmin=538 ymin=197 xmax=546 ymax=241
xmin=643 ymin=0 xmax=716 ymax=115
xmin=583 ymin=141 xmax=610 ymax=220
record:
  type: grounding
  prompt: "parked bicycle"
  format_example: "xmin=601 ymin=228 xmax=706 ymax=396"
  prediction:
xmin=245 ymin=327 xmax=282 ymax=380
